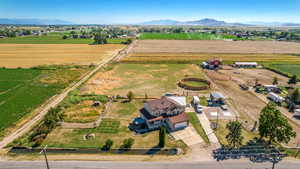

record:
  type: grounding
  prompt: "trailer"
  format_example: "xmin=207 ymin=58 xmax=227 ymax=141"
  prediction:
xmin=267 ymin=92 xmax=284 ymax=103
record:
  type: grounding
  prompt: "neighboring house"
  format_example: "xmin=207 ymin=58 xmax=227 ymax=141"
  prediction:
xmin=264 ymin=85 xmax=281 ymax=93
xmin=233 ymin=62 xmax=258 ymax=68
xmin=138 ymin=96 xmax=188 ymax=132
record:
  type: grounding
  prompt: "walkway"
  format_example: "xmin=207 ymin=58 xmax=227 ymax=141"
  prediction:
xmin=196 ymin=113 xmax=221 ymax=149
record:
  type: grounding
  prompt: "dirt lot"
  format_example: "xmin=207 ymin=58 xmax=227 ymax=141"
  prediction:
xmin=218 ymin=68 xmax=290 ymax=86
xmin=0 ymin=44 xmax=125 ymax=68
xmin=133 ymin=40 xmax=300 ymax=54
xmin=206 ymin=68 xmax=300 ymax=146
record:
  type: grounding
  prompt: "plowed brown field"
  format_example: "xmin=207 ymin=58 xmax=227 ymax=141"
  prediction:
xmin=0 ymin=44 xmax=125 ymax=68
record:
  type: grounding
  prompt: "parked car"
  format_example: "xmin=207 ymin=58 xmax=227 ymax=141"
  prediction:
xmin=195 ymin=104 xmax=203 ymax=113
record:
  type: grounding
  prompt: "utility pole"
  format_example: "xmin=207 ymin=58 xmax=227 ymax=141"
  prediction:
xmin=40 ymin=145 xmax=50 ymax=169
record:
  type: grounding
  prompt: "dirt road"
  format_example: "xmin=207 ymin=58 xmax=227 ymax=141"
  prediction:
xmin=0 ymin=42 xmax=136 ymax=150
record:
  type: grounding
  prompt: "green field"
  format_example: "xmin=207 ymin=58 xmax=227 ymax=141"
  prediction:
xmin=0 ymin=35 xmax=127 ymax=44
xmin=0 ymin=66 xmax=91 ymax=137
xmin=270 ymin=64 xmax=300 ymax=77
xmin=139 ymin=33 xmax=240 ymax=40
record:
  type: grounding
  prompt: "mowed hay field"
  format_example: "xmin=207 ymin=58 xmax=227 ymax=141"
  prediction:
xmin=0 ymin=44 xmax=125 ymax=68
xmin=133 ymin=40 xmax=300 ymax=54
xmin=123 ymin=53 xmax=300 ymax=64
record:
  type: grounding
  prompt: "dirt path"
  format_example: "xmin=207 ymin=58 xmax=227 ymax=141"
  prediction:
xmin=0 ymin=42 xmax=136 ymax=150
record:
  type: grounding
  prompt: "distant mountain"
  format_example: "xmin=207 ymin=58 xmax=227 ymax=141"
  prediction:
xmin=0 ymin=18 xmax=73 ymax=25
xmin=247 ymin=21 xmax=300 ymax=27
xmin=140 ymin=18 xmax=250 ymax=26
xmin=141 ymin=19 xmax=180 ymax=25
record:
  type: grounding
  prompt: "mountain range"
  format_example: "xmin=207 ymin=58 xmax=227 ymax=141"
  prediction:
xmin=140 ymin=18 xmax=300 ymax=27
xmin=0 ymin=18 xmax=73 ymax=25
xmin=0 ymin=18 xmax=299 ymax=27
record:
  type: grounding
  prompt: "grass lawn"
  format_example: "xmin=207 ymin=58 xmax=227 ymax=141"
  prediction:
xmin=85 ymin=63 xmax=207 ymax=97
xmin=213 ymin=120 xmax=258 ymax=146
xmin=269 ymin=64 xmax=300 ymax=77
xmin=139 ymin=33 xmax=240 ymax=40
xmin=186 ymin=112 xmax=210 ymax=144
xmin=0 ymin=66 xmax=92 ymax=138
xmin=183 ymin=81 xmax=208 ymax=87
xmin=0 ymin=35 xmax=128 ymax=44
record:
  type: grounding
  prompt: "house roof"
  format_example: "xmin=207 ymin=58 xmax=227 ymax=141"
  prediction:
xmin=140 ymin=108 xmax=164 ymax=122
xmin=234 ymin=62 xmax=258 ymax=66
xmin=146 ymin=96 xmax=179 ymax=111
xmin=168 ymin=112 xmax=188 ymax=125
xmin=166 ymin=96 xmax=186 ymax=107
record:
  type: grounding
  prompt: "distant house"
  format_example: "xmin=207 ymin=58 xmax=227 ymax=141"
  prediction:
xmin=201 ymin=59 xmax=223 ymax=70
xmin=233 ymin=62 xmax=258 ymax=68
xmin=138 ymin=96 xmax=188 ymax=132
xmin=264 ymin=85 xmax=280 ymax=93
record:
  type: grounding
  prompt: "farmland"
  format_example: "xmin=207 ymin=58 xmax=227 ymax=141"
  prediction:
xmin=0 ymin=35 xmax=128 ymax=44
xmin=139 ymin=33 xmax=239 ymax=40
xmin=0 ymin=66 xmax=91 ymax=138
xmin=132 ymin=40 xmax=300 ymax=54
xmin=123 ymin=53 xmax=300 ymax=64
xmin=0 ymin=44 xmax=125 ymax=68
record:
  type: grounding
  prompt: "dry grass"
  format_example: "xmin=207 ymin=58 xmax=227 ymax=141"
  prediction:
xmin=123 ymin=53 xmax=300 ymax=64
xmin=0 ymin=44 xmax=125 ymax=68
xmin=83 ymin=63 xmax=206 ymax=97
xmin=133 ymin=40 xmax=300 ymax=54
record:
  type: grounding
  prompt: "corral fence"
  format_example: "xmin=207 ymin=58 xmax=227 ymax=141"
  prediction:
xmin=178 ymin=78 xmax=211 ymax=91
xmin=10 ymin=147 xmax=180 ymax=155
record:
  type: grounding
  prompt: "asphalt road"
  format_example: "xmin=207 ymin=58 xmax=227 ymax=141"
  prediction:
xmin=0 ymin=160 xmax=299 ymax=169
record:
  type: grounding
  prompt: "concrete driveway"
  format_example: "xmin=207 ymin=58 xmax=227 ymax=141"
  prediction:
xmin=171 ymin=126 xmax=204 ymax=146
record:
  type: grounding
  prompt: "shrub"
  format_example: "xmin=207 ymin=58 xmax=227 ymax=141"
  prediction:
xmin=121 ymin=138 xmax=135 ymax=150
xmin=102 ymin=139 xmax=114 ymax=151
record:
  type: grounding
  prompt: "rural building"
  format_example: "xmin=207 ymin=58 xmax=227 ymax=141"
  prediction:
xmin=201 ymin=59 xmax=222 ymax=70
xmin=267 ymin=92 xmax=284 ymax=103
xmin=210 ymin=92 xmax=226 ymax=105
xmin=233 ymin=62 xmax=258 ymax=68
xmin=136 ymin=96 xmax=188 ymax=132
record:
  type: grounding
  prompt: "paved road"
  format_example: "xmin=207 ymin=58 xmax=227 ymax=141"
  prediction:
xmin=0 ymin=42 xmax=135 ymax=149
xmin=0 ymin=160 xmax=299 ymax=169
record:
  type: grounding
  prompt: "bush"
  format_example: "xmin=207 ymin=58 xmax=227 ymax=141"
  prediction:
xmin=121 ymin=138 xmax=135 ymax=150
xmin=102 ymin=139 xmax=114 ymax=151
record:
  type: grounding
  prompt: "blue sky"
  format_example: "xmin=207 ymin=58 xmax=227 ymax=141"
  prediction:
xmin=1 ymin=0 xmax=300 ymax=24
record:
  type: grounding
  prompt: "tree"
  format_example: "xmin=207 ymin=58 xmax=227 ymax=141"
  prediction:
xmin=259 ymin=103 xmax=296 ymax=144
xmin=127 ymin=91 xmax=134 ymax=102
xmin=225 ymin=121 xmax=244 ymax=148
xmin=121 ymin=138 xmax=134 ymax=150
xmin=291 ymin=89 xmax=300 ymax=104
xmin=288 ymin=75 xmax=298 ymax=85
xmin=62 ymin=35 xmax=68 ymax=39
xmin=159 ymin=126 xmax=166 ymax=147
xmin=272 ymin=77 xmax=278 ymax=85
xmin=102 ymin=139 xmax=114 ymax=151
xmin=93 ymin=32 xmax=107 ymax=44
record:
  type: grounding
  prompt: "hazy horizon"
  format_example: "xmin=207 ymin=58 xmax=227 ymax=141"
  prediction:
xmin=1 ymin=0 xmax=299 ymax=24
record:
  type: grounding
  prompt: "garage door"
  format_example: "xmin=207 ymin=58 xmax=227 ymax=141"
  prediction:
xmin=175 ymin=122 xmax=188 ymax=129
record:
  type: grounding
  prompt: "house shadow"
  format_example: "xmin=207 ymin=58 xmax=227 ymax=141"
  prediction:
xmin=212 ymin=138 xmax=287 ymax=163
xmin=145 ymin=145 xmax=162 ymax=155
